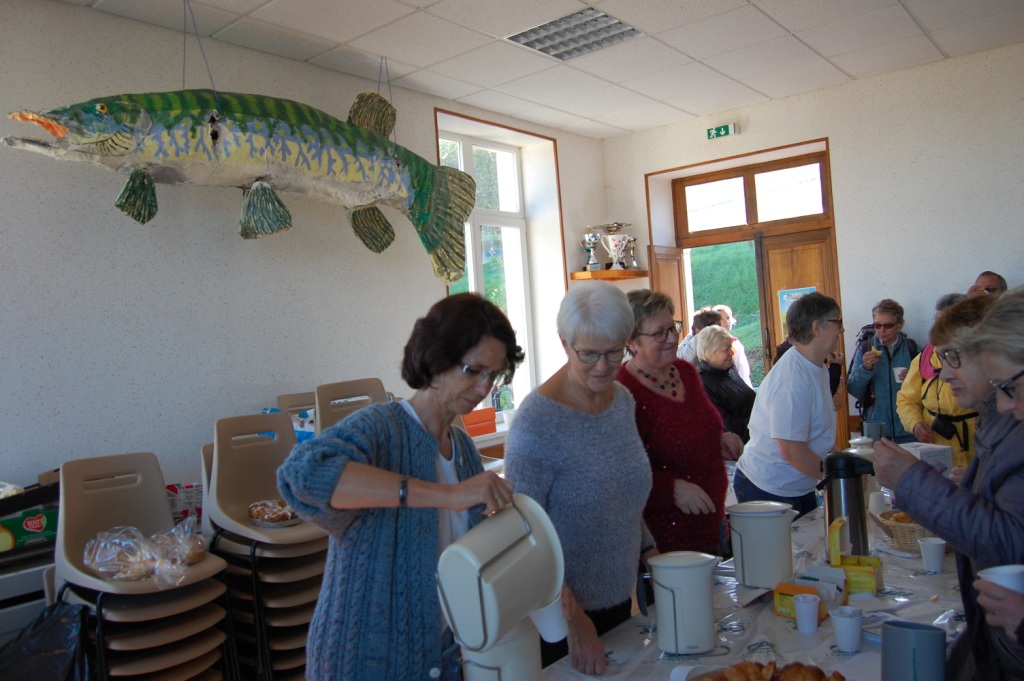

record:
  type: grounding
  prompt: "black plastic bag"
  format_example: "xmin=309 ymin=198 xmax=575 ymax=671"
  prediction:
xmin=0 ymin=601 xmax=91 ymax=681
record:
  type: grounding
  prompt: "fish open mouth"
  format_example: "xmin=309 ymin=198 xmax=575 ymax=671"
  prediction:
xmin=9 ymin=111 xmax=68 ymax=139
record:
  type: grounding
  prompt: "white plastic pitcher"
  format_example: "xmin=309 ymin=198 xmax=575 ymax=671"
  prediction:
xmin=648 ymin=551 xmax=721 ymax=655
xmin=727 ymin=501 xmax=798 ymax=588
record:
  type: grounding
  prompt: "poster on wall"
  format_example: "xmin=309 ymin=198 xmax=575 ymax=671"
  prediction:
xmin=778 ymin=286 xmax=816 ymax=328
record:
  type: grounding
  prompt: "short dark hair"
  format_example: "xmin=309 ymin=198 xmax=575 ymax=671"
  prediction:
xmin=787 ymin=292 xmax=839 ymax=344
xmin=693 ymin=310 xmax=723 ymax=332
xmin=401 ymin=293 xmax=524 ymax=389
xmin=935 ymin=292 xmax=966 ymax=311
xmin=977 ymin=271 xmax=1008 ymax=292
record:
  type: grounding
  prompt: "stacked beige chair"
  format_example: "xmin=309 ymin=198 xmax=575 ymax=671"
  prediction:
xmin=205 ymin=412 xmax=328 ymax=681
xmin=55 ymin=451 xmax=235 ymax=680
xmin=314 ymin=377 xmax=388 ymax=433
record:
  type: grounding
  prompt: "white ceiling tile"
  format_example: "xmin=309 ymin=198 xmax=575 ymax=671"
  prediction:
xmin=213 ymin=18 xmax=337 ymax=61
xmin=192 ymin=0 xmax=267 ymax=13
xmin=514 ymin=106 xmax=587 ymax=128
xmin=392 ymin=69 xmax=482 ymax=100
xmin=656 ymin=5 xmax=790 ymax=60
xmin=456 ymin=89 xmax=536 ymax=115
xmin=568 ymin=36 xmax=693 ymax=84
xmin=251 ymin=0 xmax=413 ymax=43
xmin=547 ymin=85 xmax=658 ymax=119
xmin=59 ymin=0 xmax=94 ymax=5
xmin=903 ymin=0 xmax=1024 ymax=32
xmin=596 ymin=101 xmax=695 ymax=132
xmin=596 ymin=0 xmax=749 ymax=36
xmin=565 ymin=119 xmax=631 ymax=139
xmin=705 ymin=35 xmax=820 ymax=80
xmin=429 ymin=42 xmax=554 ymax=87
xmin=494 ymin=65 xmax=608 ymax=105
xmin=310 ymin=47 xmax=419 ymax=83
xmin=740 ymin=56 xmax=849 ymax=98
xmin=830 ymin=34 xmax=943 ymax=78
xmin=755 ymin=0 xmax=898 ymax=33
xmin=929 ymin=8 xmax=1024 ymax=57
xmin=427 ymin=0 xmax=587 ymax=39
xmin=348 ymin=12 xmax=493 ymax=68
xmin=656 ymin=64 xmax=769 ymax=114
xmin=798 ymin=6 xmax=923 ymax=58
xmin=90 ymin=0 xmax=239 ymax=34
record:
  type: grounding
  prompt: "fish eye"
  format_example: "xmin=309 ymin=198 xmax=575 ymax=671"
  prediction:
xmin=96 ymin=103 xmax=108 ymax=114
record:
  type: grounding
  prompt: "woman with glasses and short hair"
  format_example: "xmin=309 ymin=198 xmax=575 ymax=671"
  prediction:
xmin=734 ymin=292 xmax=842 ymax=518
xmin=615 ymin=290 xmax=741 ymax=557
xmin=846 ymin=298 xmax=919 ymax=444
xmin=504 ymin=282 xmax=654 ymax=676
xmin=874 ymin=287 xmax=1024 ymax=680
xmin=277 ymin=293 xmax=523 ymax=681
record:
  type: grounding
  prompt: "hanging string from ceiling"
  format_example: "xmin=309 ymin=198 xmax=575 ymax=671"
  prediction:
xmin=181 ymin=0 xmax=221 ymax=112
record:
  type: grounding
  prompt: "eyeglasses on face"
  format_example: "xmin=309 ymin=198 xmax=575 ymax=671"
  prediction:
xmin=826 ymin=318 xmax=844 ymax=328
xmin=872 ymin=322 xmax=898 ymax=330
xmin=637 ymin=325 xmax=681 ymax=344
xmin=991 ymin=366 xmax=1024 ymax=401
xmin=460 ymin=363 xmax=510 ymax=389
xmin=572 ymin=346 xmax=626 ymax=365
xmin=936 ymin=347 xmax=961 ymax=369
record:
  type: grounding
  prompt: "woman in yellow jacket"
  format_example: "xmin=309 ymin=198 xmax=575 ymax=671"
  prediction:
xmin=896 ymin=294 xmax=997 ymax=469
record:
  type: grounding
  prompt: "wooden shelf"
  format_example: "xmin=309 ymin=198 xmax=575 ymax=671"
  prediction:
xmin=570 ymin=269 xmax=649 ymax=281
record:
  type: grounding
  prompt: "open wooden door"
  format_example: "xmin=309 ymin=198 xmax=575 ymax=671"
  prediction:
xmin=757 ymin=228 xmax=849 ymax=449
xmin=648 ymin=245 xmax=687 ymax=320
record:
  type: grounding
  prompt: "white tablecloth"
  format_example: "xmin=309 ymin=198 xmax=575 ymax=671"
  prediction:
xmin=543 ymin=508 xmax=966 ymax=681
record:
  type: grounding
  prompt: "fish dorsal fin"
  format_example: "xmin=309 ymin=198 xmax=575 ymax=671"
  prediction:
xmin=350 ymin=206 xmax=396 ymax=253
xmin=347 ymin=93 xmax=396 ymax=138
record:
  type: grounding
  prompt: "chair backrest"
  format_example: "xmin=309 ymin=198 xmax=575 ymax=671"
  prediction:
xmin=209 ymin=412 xmax=322 ymax=544
xmin=314 ymin=378 xmax=388 ymax=434
xmin=276 ymin=391 xmax=315 ymax=415
xmin=199 ymin=442 xmax=215 ymax=538
xmin=56 ymin=452 xmax=173 ymax=592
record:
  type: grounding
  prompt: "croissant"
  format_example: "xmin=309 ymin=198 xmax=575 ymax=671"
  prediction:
xmin=696 ymin=661 xmax=844 ymax=681
xmin=774 ymin=662 xmax=845 ymax=681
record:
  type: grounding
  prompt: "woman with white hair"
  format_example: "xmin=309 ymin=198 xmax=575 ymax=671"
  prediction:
xmin=874 ymin=286 xmax=1024 ymax=680
xmin=504 ymin=281 xmax=655 ymax=675
xmin=713 ymin=304 xmax=753 ymax=388
xmin=697 ymin=324 xmax=756 ymax=443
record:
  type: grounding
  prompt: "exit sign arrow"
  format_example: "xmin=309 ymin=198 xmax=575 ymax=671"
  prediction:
xmin=707 ymin=123 xmax=737 ymax=139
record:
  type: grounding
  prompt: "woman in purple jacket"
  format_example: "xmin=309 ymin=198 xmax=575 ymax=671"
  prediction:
xmin=874 ymin=286 xmax=1024 ymax=680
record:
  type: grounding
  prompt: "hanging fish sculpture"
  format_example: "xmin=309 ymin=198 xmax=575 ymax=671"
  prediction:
xmin=2 ymin=90 xmax=475 ymax=284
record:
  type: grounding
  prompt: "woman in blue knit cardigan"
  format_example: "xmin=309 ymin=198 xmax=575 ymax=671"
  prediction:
xmin=278 ymin=293 xmax=524 ymax=681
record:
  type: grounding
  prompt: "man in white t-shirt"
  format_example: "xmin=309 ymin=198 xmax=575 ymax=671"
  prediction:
xmin=734 ymin=292 xmax=842 ymax=517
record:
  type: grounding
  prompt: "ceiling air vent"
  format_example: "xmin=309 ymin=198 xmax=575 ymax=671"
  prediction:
xmin=506 ymin=8 xmax=643 ymax=61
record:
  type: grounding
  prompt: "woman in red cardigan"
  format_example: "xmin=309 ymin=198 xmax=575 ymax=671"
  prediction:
xmin=617 ymin=290 xmax=743 ymax=555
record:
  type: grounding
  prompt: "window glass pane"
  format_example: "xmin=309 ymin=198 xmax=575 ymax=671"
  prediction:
xmin=754 ymin=163 xmax=822 ymax=222
xmin=481 ymin=224 xmax=526 ymax=411
xmin=472 ymin=145 xmax=519 ymax=213
xmin=685 ymin=177 xmax=746 ymax=232
xmin=439 ymin=138 xmax=462 ymax=170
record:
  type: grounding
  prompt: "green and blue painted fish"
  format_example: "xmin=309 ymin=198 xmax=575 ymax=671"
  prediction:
xmin=2 ymin=89 xmax=475 ymax=283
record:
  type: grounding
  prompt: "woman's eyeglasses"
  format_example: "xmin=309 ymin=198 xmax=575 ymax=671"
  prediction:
xmin=572 ymin=347 xmax=626 ymax=365
xmin=460 ymin=364 xmax=510 ymax=389
xmin=872 ymin=322 xmax=897 ymax=330
xmin=637 ymin=325 xmax=681 ymax=344
xmin=991 ymin=366 xmax=1024 ymax=401
xmin=936 ymin=348 xmax=962 ymax=369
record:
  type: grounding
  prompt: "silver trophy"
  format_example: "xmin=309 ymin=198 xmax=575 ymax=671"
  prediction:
xmin=625 ymin=235 xmax=639 ymax=270
xmin=580 ymin=230 xmax=602 ymax=271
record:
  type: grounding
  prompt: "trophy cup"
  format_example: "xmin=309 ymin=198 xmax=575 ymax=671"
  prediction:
xmin=600 ymin=222 xmax=630 ymax=270
xmin=625 ymin=235 xmax=639 ymax=270
xmin=580 ymin=230 xmax=602 ymax=271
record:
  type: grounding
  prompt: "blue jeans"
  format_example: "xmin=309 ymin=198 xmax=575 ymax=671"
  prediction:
xmin=733 ymin=468 xmax=819 ymax=519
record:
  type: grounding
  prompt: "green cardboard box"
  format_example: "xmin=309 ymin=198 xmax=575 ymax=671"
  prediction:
xmin=0 ymin=505 xmax=58 ymax=553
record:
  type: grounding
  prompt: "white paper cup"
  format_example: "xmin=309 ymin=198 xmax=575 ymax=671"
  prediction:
xmin=528 ymin=594 xmax=569 ymax=643
xmin=830 ymin=606 xmax=863 ymax=653
xmin=918 ymin=537 xmax=946 ymax=573
xmin=794 ymin=593 xmax=821 ymax=634
xmin=893 ymin=366 xmax=908 ymax=384
xmin=868 ymin=491 xmax=889 ymax=516
xmin=977 ymin=564 xmax=1024 ymax=594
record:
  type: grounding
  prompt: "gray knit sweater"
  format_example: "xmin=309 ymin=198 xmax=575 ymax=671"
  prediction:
xmin=503 ymin=383 xmax=653 ymax=611
xmin=277 ymin=400 xmax=483 ymax=681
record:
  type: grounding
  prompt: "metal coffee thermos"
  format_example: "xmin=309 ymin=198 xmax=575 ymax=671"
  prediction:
xmin=817 ymin=450 xmax=875 ymax=560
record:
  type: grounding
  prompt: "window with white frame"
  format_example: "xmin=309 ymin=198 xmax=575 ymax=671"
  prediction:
xmin=438 ymin=133 xmax=533 ymax=414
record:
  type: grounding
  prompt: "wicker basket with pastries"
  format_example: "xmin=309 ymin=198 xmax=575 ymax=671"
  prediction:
xmin=692 ymin=660 xmax=845 ymax=681
xmin=868 ymin=509 xmax=940 ymax=553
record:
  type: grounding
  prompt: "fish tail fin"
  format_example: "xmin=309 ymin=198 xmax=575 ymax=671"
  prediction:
xmin=412 ymin=165 xmax=475 ymax=284
xmin=350 ymin=206 xmax=396 ymax=253
xmin=115 ymin=167 xmax=158 ymax=224
xmin=240 ymin=181 xmax=292 ymax=239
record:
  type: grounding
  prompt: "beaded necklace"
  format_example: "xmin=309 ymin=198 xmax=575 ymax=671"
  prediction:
xmin=633 ymin=362 xmax=679 ymax=397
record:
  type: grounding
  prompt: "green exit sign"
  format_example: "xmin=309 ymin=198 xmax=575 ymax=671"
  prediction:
xmin=707 ymin=123 xmax=737 ymax=139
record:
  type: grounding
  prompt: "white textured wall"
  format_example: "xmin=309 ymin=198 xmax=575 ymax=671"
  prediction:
xmin=0 ymin=0 xmax=604 ymax=486
xmin=605 ymin=43 xmax=1024 ymax=354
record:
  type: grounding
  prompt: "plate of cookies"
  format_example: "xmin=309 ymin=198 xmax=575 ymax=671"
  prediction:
xmin=248 ymin=499 xmax=301 ymax=528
